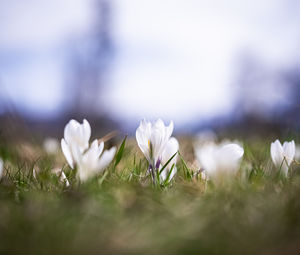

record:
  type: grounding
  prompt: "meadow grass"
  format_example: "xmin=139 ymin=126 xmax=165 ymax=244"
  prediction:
xmin=1 ymin=137 xmax=300 ymax=255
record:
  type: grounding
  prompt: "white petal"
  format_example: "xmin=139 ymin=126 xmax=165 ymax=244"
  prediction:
xmin=161 ymin=137 xmax=179 ymax=168
xmin=217 ymin=143 xmax=244 ymax=173
xmin=283 ymin=140 xmax=295 ymax=166
xmin=98 ymin=141 xmax=104 ymax=156
xmin=221 ymin=144 xmax=244 ymax=160
xmin=150 ymin=129 xmax=163 ymax=162
xmin=90 ymin=139 xmax=99 ymax=150
xmin=75 ymin=149 xmax=92 ymax=182
xmin=195 ymin=142 xmax=217 ymax=174
xmin=64 ymin=119 xmax=79 ymax=145
xmin=154 ymin=118 xmax=165 ymax=130
xmin=61 ymin=139 xmax=74 ymax=169
xmin=76 ymin=163 xmax=90 ymax=182
xmin=83 ymin=119 xmax=91 ymax=146
xmin=136 ymin=125 xmax=148 ymax=149
xmin=71 ymin=143 xmax=83 ymax=167
xmin=90 ymin=139 xmax=103 ymax=158
xmin=98 ymin=147 xmax=117 ymax=171
xmin=136 ymin=125 xmax=150 ymax=161
xmin=271 ymin=140 xmax=284 ymax=167
xmin=165 ymin=121 xmax=174 ymax=141
xmin=154 ymin=119 xmax=166 ymax=146
xmin=141 ymin=119 xmax=151 ymax=131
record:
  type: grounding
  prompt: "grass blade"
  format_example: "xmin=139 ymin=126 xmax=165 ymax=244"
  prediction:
xmin=163 ymin=163 xmax=175 ymax=185
xmin=114 ymin=135 xmax=127 ymax=167
xmin=158 ymin=151 xmax=178 ymax=175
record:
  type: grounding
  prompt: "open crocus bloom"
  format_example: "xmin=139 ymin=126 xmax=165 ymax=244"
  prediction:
xmin=61 ymin=119 xmax=91 ymax=169
xmin=136 ymin=119 xmax=174 ymax=167
xmin=136 ymin=119 xmax=178 ymax=183
xmin=195 ymin=142 xmax=244 ymax=178
xmin=270 ymin=139 xmax=295 ymax=176
xmin=73 ymin=139 xmax=116 ymax=182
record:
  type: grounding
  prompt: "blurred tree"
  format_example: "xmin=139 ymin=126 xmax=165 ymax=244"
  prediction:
xmin=230 ymin=54 xmax=298 ymax=136
xmin=68 ymin=0 xmax=113 ymax=116
xmin=282 ymin=67 xmax=300 ymax=128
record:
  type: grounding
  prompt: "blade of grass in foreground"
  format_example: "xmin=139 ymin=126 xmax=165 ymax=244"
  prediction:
xmin=114 ymin=135 xmax=127 ymax=167
xmin=163 ymin=163 xmax=175 ymax=186
xmin=159 ymin=152 xmax=178 ymax=175
xmin=178 ymin=151 xmax=193 ymax=180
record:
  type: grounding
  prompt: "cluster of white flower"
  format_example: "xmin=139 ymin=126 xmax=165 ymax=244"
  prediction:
xmin=135 ymin=119 xmax=297 ymax=183
xmin=0 ymin=118 xmax=297 ymax=185
xmin=61 ymin=119 xmax=116 ymax=182
xmin=136 ymin=119 xmax=244 ymax=182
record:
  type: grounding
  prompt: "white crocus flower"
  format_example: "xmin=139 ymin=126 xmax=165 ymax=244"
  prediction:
xmin=159 ymin=137 xmax=179 ymax=183
xmin=136 ymin=119 xmax=174 ymax=166
xmin=195 ymin=142 xmax=244 ymax=178
xmin=0 ymin=158 xmax=3 ymax=179
xmin=61 ymin=119 xmax=116 ymax=182
xmin=270 ymin=139 xmax=295 ymax=176
xmin=73 ymin=139 xmax=116 ymax=182
xmin=61 ymin=119 xmax=91 ymax=169
xmin=136 ymin=119 xmax=178 ymax=183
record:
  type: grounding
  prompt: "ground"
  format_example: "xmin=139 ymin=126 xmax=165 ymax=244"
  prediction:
xmin=1 ymin=137 xmax=300 ymax=255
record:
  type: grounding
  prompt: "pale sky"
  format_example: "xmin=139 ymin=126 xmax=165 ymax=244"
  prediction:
xmin=0 ymin=0 xmax=300 ymax=126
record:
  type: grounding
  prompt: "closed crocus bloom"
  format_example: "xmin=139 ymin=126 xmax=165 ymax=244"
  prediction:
xmin=136 ymin=119 xmax=174 ymax=167
xmin=195 ymin=142 xmax=244 ymax=177
xmin=160 ymin=137 xmax=179 ymax=183
xmin=270 ymin=139 xmax=295 ymax=176
xmin=73 ymin=139 xmax=116 ymax=182
xmin=61 ymin=119 xmax=91 ymax=169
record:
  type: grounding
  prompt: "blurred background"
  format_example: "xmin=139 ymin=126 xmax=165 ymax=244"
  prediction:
xmin=1 ymin=0 xmax=300 ymax=140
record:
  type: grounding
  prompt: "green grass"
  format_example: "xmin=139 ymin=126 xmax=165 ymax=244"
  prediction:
xmin=1 ymin=138 xmax=300 ymax=255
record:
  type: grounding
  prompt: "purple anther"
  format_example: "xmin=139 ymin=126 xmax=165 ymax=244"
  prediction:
xmin=155 ymin=158 xmax=161 ymax=169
